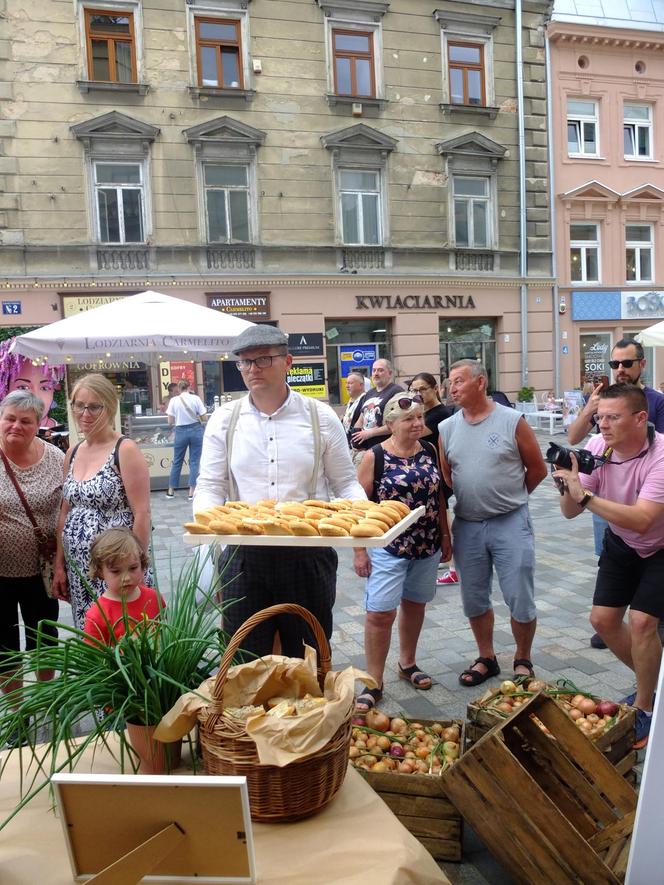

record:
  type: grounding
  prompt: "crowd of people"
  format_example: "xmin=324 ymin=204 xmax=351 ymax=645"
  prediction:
xmin=1 ymin=333 xmax=660 ymax=753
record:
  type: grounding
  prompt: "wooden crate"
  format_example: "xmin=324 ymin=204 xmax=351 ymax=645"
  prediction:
xmin=444 ymin=694 xmax=637 ymax=884
xmin=356 ymin=718 xmax=464 ymax=862
xmin=466 ymin=688 xmax=636 ymax=781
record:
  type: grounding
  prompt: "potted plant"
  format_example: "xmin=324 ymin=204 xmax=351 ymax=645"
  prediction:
xmin=0 ymin=548 xmax=233 ymax=827
xmin=517 ymin=386 xmax=535 ymax=403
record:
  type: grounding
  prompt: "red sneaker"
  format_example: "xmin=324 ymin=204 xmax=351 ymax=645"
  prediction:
xmin=437 ymin=569 xmax=459 ymax=585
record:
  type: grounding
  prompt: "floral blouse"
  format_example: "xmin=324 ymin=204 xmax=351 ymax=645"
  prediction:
xmin=376 ymin=447 xmax=441 ymax=559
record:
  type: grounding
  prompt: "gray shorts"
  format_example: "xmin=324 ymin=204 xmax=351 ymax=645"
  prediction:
xmin=453 ymin=504 xmax=536 ymax=623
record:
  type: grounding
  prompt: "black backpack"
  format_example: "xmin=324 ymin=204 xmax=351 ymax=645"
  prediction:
xmin=371 ymin=440 xmax=438 ymax=502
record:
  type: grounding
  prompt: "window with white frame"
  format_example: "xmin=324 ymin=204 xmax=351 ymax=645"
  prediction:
xmin=203 ymin=164 xmax=250 ymax=243
xmin=570 ymin=223 xmax=599 ymax=282
xmin=339 ymin=169 xmax=381 ymax=245
xmin=625 ymin=224 xmax=653 ymax=283
xmin=624 ymin=103 xmax=652 ymax=159
xmin=94 ymin=161 xmax=145 ymax=243
xmin=453 ymin=176 xmax=490 ymax=248
xmin=567 ymin=99 xmax=599 ymax=157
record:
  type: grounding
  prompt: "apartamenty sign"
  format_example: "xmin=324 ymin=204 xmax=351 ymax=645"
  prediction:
xmin=207 ymin=292 xmax=270 ymax=319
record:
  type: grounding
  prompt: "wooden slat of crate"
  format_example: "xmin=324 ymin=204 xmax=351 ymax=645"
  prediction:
xmin=357 ymin=718 xmax=464 ymax=862
xmin=443 ymin=694 xmax=637 ymax=885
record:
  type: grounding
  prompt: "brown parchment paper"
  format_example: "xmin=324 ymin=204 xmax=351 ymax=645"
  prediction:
xmin=154 ymin=646 xmax=375 ymax=766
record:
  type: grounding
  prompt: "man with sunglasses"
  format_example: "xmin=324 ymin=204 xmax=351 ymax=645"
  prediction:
xmin=567 ymin=338 xmax=664 ymax=648
xmin=194 ymin=325 xmax=365 ymax=658
xmin=553 ymin=383 xmax=664 ymax=749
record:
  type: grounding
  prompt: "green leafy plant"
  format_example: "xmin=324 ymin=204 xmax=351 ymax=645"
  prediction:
xmin=0 ymin=548 xmax=236 ymax=829
xmin=517 ymin=386 xmax=535 ymax=403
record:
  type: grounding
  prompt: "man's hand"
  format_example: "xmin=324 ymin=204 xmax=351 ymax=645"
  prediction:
xmin=441 ymin=534 xmax=452 ymax=564
xmin=552 ymin=452 xmax=586 ymax=505
xmin=582 ymin=384 xmax=604 ymax=422
xmin=351 ymin=428 xmax=376 ymax=445
xmin=353 ymin=548 xmax=372 ymax=578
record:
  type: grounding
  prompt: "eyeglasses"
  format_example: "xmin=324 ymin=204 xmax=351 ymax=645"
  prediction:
xmin=71 ymin=402 xmax=104 ymax=416
xmin=236 ymin=354 xmax=285 ymax=371
xmin=409 ymin=386 xmax=430 ymax=394
xmin=593 ymin=410 xmax=643 ymax=424
xmin=608 ymin=359 xmax=640 ymax=369
xmin=397 ymin=394 xmax=423 ymax=409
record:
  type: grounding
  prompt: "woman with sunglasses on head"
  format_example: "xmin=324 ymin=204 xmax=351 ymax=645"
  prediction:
xmin=51 ymin=374 xmax=151 ymax=629
xmin=353 ymin=393 xmax=451 ymax=712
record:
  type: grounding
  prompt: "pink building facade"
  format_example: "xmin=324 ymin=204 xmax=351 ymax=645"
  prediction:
xmin=548 ymin=16 xmax=664 ymax=392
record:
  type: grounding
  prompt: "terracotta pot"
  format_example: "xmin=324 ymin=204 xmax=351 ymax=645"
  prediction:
xmin=126 ymin=723 xmax=182 ymax=774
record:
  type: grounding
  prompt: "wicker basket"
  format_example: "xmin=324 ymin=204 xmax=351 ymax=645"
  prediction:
xmin=198 ymin=603 xmax=353 ymax=823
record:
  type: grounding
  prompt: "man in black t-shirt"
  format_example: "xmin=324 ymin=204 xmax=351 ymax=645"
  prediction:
xmin=350 ymin=359 xmax=403 ymax=460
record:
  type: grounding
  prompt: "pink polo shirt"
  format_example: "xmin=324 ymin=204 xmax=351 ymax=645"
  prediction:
xmin=580 ymin=431 xmax=664 ymax=558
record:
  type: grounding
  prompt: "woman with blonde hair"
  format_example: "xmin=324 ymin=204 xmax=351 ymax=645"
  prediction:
xmin=52 ymin=374 xmax=151 ymax=629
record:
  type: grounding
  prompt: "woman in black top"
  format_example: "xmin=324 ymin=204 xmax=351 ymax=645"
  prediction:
xmin=409 ymin=373 xmax=452 ymax=447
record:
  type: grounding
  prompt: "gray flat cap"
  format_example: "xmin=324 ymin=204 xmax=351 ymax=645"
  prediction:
xmin=232 ymin=324 xmax=289 ymax=355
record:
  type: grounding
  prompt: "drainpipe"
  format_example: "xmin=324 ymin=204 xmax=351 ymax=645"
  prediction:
xmin=545 ymin=29 xmax=560 ymax=396
xmin=516 ymin=0 xmax=528 ymax=387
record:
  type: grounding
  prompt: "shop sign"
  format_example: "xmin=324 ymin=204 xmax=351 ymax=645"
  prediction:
xmin=77 ymin=360 xmax=141 ymax=371
xmin=288 ymin=333 xmax=324 ymax=357
xmin=62 ymin=294 xmax=125 ymax=317
xmin=338 ymin=344 xmax=378 ymax=404
xmin=2 ymin=301 xmax=21 ymax=315
xmin=287 ymin=363 xmax=326 ymax=398
xmin=583 ymin=340 xmax=609 ymax=374
xmin=621 ymin=291 xmax=664 ymax=320
xmin=355 ymin=294 xmax=475 ymax=311
xmin=207 ymin=293 xmax=270 ymax=319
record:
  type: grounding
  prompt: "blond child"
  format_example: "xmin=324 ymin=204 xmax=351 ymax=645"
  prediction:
xmin=83 ymin=528 xmax=164 ymax=645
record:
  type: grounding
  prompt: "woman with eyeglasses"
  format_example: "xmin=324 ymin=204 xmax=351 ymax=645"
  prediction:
xmin=52 ymin=374 xmax=151 ymax=629
xmin=409 ymin=373 xmax=453 ymax=448
xmin=353 ymin=393 xmax=451 ymax=712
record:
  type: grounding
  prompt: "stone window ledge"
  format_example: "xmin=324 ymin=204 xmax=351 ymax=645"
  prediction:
xmin=326 ymin=94 xmax=388 ymax=111
xmin=188 ymin=87 xmax=256 ymax=102
xmin=440 ymin=103 xmax=499 ymax=120
xmin=77 ymin=80 xmax=149 ymax=96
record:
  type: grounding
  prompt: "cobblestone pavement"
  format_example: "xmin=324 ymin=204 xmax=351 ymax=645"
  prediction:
xmin=144 ymin=428 xmax=637 ymax=884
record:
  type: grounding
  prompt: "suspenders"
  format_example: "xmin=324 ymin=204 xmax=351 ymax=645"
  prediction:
xmin=225 ymin=396 xmax=322 ymax=501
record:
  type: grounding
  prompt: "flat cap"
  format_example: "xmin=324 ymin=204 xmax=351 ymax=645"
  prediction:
xmin=232 ymin=324 xmax=289 ymax=355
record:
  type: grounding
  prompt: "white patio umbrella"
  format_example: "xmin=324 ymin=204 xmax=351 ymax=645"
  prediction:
xmin=10 ymin=290 xmax=255 ymax=366
xmin=636 ymin=320 xmax=664 ymax=348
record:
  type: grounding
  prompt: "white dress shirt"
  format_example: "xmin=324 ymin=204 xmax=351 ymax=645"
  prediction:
xmin=194 ymin=388 xmax=366 ymax=509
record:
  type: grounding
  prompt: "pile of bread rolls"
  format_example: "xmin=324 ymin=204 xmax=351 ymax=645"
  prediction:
xmin=184 ymin=497 xmax=411 ymax=538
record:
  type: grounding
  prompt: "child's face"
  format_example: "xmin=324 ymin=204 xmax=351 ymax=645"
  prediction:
xmin=100 ymin=553 xmax=143 ymax=596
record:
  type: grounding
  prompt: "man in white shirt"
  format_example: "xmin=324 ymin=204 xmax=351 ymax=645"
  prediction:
xmin=195 ymin=325 xmax=366 ymax=657
xmin=341 ymin=371 xmax=366 ymax=440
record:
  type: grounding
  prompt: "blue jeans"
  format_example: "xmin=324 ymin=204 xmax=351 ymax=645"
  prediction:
xmin=169 ymin=422 xmax=204 ymax=490
xmin=592 ymin=513 xmax=609 ymax=557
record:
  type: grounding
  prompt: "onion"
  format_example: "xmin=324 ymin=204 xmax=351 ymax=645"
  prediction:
xmin=352 ymin=716 xmax=366 ymax=727
xmin=365 ymin=709 xmax=390 ymax=732
xmin=390 ymin=743 xmax=405 ymax=758
xmin=443 ymin=741 xmax=459 ymax=759
xmin=349 ymin=746 xmax=360 ymax=759
xmin=595 ymin=700 xmax=619 ymax=718
xmin=568 ymin=708 xmax=583 ymax=721
xmin=500 ymin=680 xmax=517 ymax=695
xmin=398 ymin=761 xmax=414 ymax=774
xmin=571 ymin=694 xmax=586 ymax=709
xmin=576 ymin=697 xmax=597 ymax=716
xmin=377 ymin=736 xmax=391 ymax=751
xmin=496 ymin=701 xmax=514 ymax=714
xmin=390 ymin=717 xmax=407 ymax=733
xmin=442 ymin=726 xmax=461 ymax=742
xmin=527 ymin=679 xmax=546 ymax=692
xmin=372 ymin=761 xmax=389 ymax=772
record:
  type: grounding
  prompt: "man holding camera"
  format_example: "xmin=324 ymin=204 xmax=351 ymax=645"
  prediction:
xmin=554 ymin=383 xmax=664 ymax=748
xmin=567 ymin=338 xmax=664 ymax=648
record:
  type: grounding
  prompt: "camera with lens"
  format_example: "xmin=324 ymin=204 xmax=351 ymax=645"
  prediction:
xmin=545 ymin=442 xmax=604 ymax=475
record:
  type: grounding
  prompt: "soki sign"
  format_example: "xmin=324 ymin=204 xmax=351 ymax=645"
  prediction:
xmin=584 ymin=341 xmax=609 ymax=373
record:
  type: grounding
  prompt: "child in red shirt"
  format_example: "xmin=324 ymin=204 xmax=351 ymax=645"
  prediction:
xmin=83 ymin=528 xmax=165 ymax=645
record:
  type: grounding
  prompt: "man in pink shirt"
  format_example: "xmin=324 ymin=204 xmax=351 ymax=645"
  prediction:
xmin=553 ymin=384 xmax=664 ymax=749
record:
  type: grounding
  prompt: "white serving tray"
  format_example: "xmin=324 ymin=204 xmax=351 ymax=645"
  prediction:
xmin=183 ymin=505 xmax=426 ymax=548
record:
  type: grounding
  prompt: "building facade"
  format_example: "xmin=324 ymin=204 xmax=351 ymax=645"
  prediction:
xmin=549 ymin=0 xmax=664 ymax=392
xmin=1 ymin=0 xmax=554 ymax=406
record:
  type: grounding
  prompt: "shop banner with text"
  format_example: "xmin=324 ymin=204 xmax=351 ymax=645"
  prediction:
xmin=287 ymin=363 xmax=326 ymax=398
xmin=338 ymin=344 xmax=378 ymax=404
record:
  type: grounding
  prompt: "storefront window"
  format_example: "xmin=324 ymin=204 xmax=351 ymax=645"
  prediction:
xmin=67 ymin=362 xmax=151 ymax=424
xmin=580 ymin=333 xmax=611 ymax=385
xmin=439 ymin=319 xmax=496 ymax=392
xmin=325 ymin=319 xmax=390 ymax=404
xmin=623 ymin=330 xmax=654 ymax=388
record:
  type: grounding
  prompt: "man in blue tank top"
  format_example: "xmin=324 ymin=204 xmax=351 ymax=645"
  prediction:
xmin=439 ymin=360 xmax=548 ymax=687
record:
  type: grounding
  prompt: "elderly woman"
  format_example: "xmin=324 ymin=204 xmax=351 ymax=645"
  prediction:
xmin=353 ymin=393 xmax=451 ymax=712
xmin=52 ymin=374 xmax=151 ymax=629
xmin=0 ymin=390 xmax=63 ymax=705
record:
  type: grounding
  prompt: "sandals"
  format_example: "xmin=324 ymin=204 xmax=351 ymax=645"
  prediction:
xmin=398 ymin=663 xmax=432 ymax=691
xmin=513 ymin=658 xmax=535 ymax=679
xmin=355 ymin=685 xmax=383 ymax=713
xmin=459 ymin=656 xmax=500 ymax=688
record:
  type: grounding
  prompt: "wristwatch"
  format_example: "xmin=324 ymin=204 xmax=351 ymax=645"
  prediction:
xmin=578 ymin=491 xmax=594 ymax=508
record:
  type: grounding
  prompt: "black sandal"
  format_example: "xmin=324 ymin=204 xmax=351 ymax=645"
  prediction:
xmin=398 ymin=663 xmax=432 ymax=691
xmin=458 ymin=656 xmax=500 ymax=688
xmin=355 ymin=686 xmax=383 ymax=713
xmin=513 ymin=658 xmax=535 ymax=679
